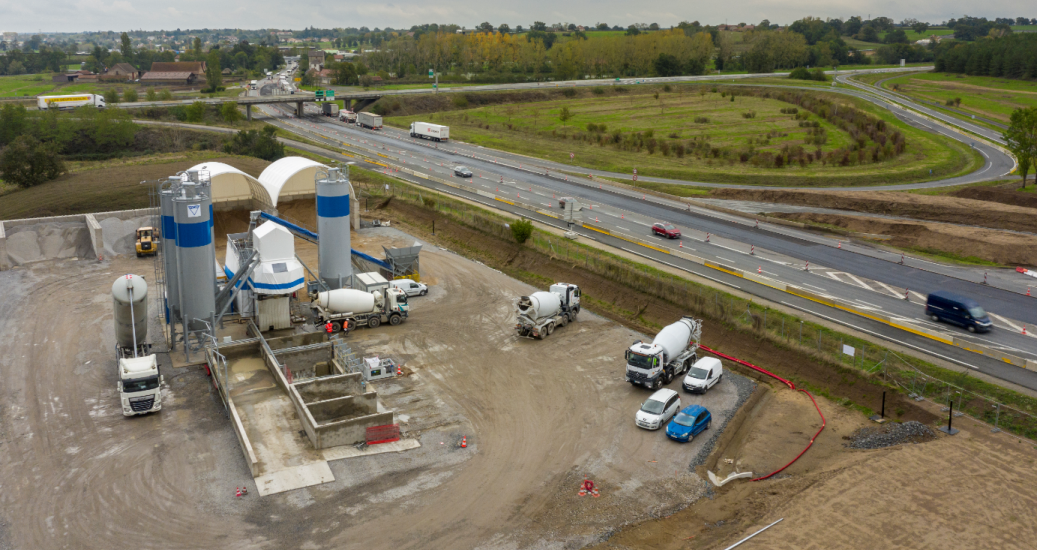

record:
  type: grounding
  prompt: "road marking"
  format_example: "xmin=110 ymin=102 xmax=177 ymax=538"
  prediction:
xmin=909 ymin=290 xmax=927 ymax=302
xmin=616 ymin=226 xmax=631 ymax=232
xmin=844 ymin=272 xmax=874 ymax=290
xmin=988 ymin=312 xmax=1022 ymax=332
xmin=802 ymin=283 xmax=827 ymax=292
xmin=715 ymin=257 xmax=737 ymax=264
xmin=874 ymin=280 xmax=906 ymax=299
xmin=824 ymin=271 xmax=847 ymax=284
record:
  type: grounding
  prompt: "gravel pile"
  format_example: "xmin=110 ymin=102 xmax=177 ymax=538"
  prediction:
xmin=688 ymin=372 xmax=757 ymax=469
xmin=845 ymin=421 xmax=936 ymax=449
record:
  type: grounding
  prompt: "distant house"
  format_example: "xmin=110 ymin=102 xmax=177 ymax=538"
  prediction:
xmin=318 ymin=68 xmax=334 ymax=85
xmin=150 ymin=61 xmax=206 ymax=74
xmin=308 ymin=49 xmax=326 ymax=70
xmin=140 ymin=61 xmax=206 ymax=86
xmin=101 ymin=62 xmax=141 ymax=81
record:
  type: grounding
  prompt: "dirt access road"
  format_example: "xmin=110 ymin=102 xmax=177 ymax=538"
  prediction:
xmin=0 ymin=226 xmax=752 ymax=550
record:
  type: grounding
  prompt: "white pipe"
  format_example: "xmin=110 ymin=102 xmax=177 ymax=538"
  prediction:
xmin=723 ymin=519 xmax=783 ymax=550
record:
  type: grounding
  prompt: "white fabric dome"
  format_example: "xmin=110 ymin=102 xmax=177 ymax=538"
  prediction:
xmin=257 ymin=157 xmax=329 ymax=206
xmin=184 ymin=162 xmax=264 ymax=205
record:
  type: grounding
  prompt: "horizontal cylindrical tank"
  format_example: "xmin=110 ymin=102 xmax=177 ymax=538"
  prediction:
xmin=517 ymin=291 xmax=561 ymax=320
xmin=651 ymin=318 xmax=696 ymax=362
xmin=112 ymin=274 xmax=148 ymax=349
xmin=317 ymin=288 xmax=377 ymax=314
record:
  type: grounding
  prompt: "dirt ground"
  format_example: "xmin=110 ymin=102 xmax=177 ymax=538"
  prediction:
xmin=952 ymin=184 xmax=1037 ymax=210
xmin=768 ymin=211 xmax=1037 ymax=266
xmin=707 ymin=188 xmax=1037 ymax=234
xmin=591 ymin=386 xmax=1037 ymax=550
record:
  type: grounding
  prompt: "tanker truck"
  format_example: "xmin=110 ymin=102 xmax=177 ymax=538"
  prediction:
xmin=112 ymin=274 xmax=163 ymax=416
xmin=515 ymin=283 xmax=581 ymax=339
xmin=311 ymin=287 xmax=409 ymax=332
xmin=625 ymin=316 xmax=701 ymax=389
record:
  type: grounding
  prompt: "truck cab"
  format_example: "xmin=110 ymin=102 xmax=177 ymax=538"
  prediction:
xmin=118 ymin=355 xmax=163 ymax=416
xmin=135 ymin=226 xmax=157 ymax=257
xmin=551 ymin=283 xmax=581 ymax=312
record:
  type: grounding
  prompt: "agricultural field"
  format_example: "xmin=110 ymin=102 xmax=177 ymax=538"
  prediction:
xmin=878 ymin=72 xmax=1037 ymax=123
xmin=387 ymin=85 xmax=979 ymax=186
xmin=0 ymin=74 xmax=59 ymax=97
xmin=880 ymin=27 xmax=955 ymax=42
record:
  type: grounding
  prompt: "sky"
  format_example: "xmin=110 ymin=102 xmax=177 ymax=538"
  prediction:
xmin=2 ymin=0 xmax=1032 ymax=33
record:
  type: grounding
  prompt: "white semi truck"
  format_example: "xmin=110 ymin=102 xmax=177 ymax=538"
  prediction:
xmin=625 ymin=316 xmax=701 ymax=389
xmin=409 ymin=122 xmax=449 ymax=142
xmin=37 ymin=94 xmax=106 ymax=110
xmin=339 ymin=110 xmax=357 ymax=123
xmin=515 ymin=283 xmax=581 ymax=339
xmin=112 ymin=274 xmax=163 ymax=416
xmin=356 ymin=111 xmax=383 ymax=129
xmin=311 ymin=287 xmax=409 ymax=331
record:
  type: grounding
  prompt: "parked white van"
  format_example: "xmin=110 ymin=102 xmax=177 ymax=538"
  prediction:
xmin=390 ymin=279 xmax=428 ymax=297
xmin=682 ymin=357 xmax=723 ymax=394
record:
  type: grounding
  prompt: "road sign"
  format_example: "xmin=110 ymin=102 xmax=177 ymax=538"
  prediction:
xmin=570 ymin=152 xmax=574 ymax=160
xmin=326 ymin=90 xmax=335 ymax=100
xmin=633 ymin=168 xmax=637 ymax=174
xmin=429 ymin=69 xmax=434 ymax=78
xmin=294 ymin=77 xmax=301 ymax=82
xmin=315 ymin=90 xmax=325 ymax=100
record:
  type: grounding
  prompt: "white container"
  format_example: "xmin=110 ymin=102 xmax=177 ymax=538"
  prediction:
xmin=517 ymin=291 xmax=561 ymax=320
xmin=651 ymin=318 xmax=695 ymax=363
xmin=318 ymin=288 xmax=376 ymax=314
xmin=112 ymin=274 xmax=148 ymax=349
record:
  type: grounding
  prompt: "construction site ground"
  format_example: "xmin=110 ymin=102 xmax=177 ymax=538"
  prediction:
xmin=0 ymin=220 xmax=759 ymax=549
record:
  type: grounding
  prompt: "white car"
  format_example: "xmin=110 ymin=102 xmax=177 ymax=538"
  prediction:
xmin=390 ymin=279 xmax=428 ymax=297
xmin=682 ymin=357 xmax=723 ymax=394
xmin=635 ymin=389 xmax=681 ymax=430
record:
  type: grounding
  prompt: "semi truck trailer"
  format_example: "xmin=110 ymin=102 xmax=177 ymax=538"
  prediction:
xmin=37 ymin=94 xmax=106 ymax=110
xmin=515 ymin=283 xmax=581 ymax=339
xmin=112 ymin=274 xmax=162 ymax=416
xmin=409 ymin=122 xmax=449 ymax=142
xmin=357 ymin=111 xmax=383 ymax=129
xmin=321 ymin=103 xmax=340 ymax=117
xmin=625 ymin=316 xmax=701 ymax=389
xmin=311 ymin=287 xmax=409 ymax=331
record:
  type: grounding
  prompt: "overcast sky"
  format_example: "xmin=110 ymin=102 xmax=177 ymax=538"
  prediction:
xmin=3 ymin=0 xmax=1031 ymax=34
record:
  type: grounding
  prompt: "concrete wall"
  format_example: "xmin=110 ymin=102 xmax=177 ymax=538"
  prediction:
xmin=84 ymin=214 xmax=103 ymax=259
xmin=316 ymin=411 xmax=395 ymax=448
xmin=308 ymin=392 xmax=378 ymax=423
xmin=293 ymin=373 xmax=364 ymax=403
xmin=266 ymin=331 xmax=327 ymax=351
xmin=0 ymin=208 xmax=159 ymax=270
xmin=278 ymin=346 xmax=333 ymax=380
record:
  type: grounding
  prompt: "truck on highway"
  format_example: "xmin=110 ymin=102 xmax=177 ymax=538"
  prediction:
xmin=339 ymin=110 xmax=357 ymax=123
xmin=250 ymin=80 xmax=258 ymax=90
xmin=625 ymin=316 xmax=701 ymax=389
xmin=112 ymin=274 xmax=163 ymax=416
xmin=37 ymin=94 xmax=105 ymax=110
xmin=321 ymin=103 xmax=340 ymax=117
xmin=409 ymin=122 xmax=449 ymax=142
xmin=515 ymin=283 xmax=581 ymax=339
xmin=357 ymin=111 xmax=383 ymax=130
xmin=311 ymin=287 xmax=409 ymax=332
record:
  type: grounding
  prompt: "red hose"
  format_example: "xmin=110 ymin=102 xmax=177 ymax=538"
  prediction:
xmin=698 ymin=345 xmax=827 ymax=482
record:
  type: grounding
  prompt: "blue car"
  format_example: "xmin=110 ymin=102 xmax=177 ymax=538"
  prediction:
xmin=665 ymin=405 xmax=711 ymax=443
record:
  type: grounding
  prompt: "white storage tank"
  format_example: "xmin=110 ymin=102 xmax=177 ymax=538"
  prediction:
xmin=112 ymin=274 xmax=148 ymax=349
xmin=651 ymin=317 xmax=696 ymax=363
xmin=316 ymin=167 xmax=353 ymax=290
xmin=517 ymin=291 xmax=561 ymax=320
xmin=317 ymin=288 xmax=376 ymax=314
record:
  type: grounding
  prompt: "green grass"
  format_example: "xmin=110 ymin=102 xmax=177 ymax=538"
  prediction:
xmin=880 ymin=27 xmax=955 ymax=41
xmin=387 ymin=84 xmax=979 ymax=187
xmin=1010 ymin=25 xmax=1037 ymax=31
xmin=0 ymin=74 xmax=58 ymax=97
xmin=878 ymin=72 xmax=1037 ymax=123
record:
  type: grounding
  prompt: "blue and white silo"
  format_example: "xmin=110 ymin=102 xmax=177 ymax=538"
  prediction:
xmin=316 ymin=167 xmax=353 ymax=290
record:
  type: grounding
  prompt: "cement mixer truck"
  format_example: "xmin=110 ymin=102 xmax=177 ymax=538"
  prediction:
xmin=625 ymin=316 xmax=701 ymax=389
xmin=112 ymin=274 xmax=163 ymax=416
xmin=311 ymin=287 xmax=409 ymax=332
xmin=515 ymin=283 xmax=581 ymax=339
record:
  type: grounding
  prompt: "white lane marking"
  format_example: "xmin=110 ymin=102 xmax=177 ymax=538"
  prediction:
xmin=616 ymin=226 xmax=631 ymax=232
xmin=874 ymin=280 xmax=906 ymax=299
xmin=616 ymin=247 xmax=740 ymax=289
xmin=988 ymin=312 xmax=1023 ymax=332
xmin=824 ymin=271 xmax=847 ymax=284
xmin=802 ymin=283 xmax=827 ymax=292
xmin=715 ymin=257 xmax=737 ymax=264
xmin=910 ymin=290 xmax=927 ymax=302
xmin=853 ymin=299 xmax=881 ymax=309
xmin=844 ymin=272 xmax=874 ymax=290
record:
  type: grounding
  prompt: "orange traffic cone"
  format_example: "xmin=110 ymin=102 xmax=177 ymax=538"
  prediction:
xmin=837 ymin=241 xmax=842 ymax=249
xmin=461 ymin=436 xmax=467 ymax=448
xmin=241 ymin=485 xmax=248 ymax=496
xmin=396 ymin=364 xmax=403 ymax=376
xmin=758 ymin=266 xmax=762 ymax=274
xmin=235 ymin=487 xmax=242 ymax=498
xmin=1024 ymin=325 xmax=1028 ymax=336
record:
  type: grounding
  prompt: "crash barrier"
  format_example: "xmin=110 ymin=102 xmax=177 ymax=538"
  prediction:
xmin=366 ymin=424 xmax=401 ymax=445
xmin=700 ymin=345 xmax=826 ymax=482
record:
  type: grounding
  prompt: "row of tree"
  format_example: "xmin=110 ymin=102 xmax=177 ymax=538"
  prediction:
xmin=934 ymin=33 xmax=1037 ymax=80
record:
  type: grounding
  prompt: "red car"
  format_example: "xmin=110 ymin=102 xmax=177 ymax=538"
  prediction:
xmin=652 ymin=222 xmax=681 ymax=239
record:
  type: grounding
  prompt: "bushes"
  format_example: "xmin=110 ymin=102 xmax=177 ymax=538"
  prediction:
xmin=511 ymin=218 xmax=534 ymax=244
xmin=185 ymin=101 xmax=206 ymax=123
xmin=221 ymin=102 xmax=243 ymax=123
xmin=122 ymin=89 xmax=139 ymax=103
xmin=0 ymin=135 xmax=66 ymax=188
xmin=788 ymin=67 xmax=828 ymax=81
xmin=223 ymin=126 xmax=285 ymax=161
xmin=562 ymin=88 xmax=577 ymax=98
xmin=741 ymin=111 xmax=757 ymax=119
xmin=694 ymin=116 xmax=709 ymax=123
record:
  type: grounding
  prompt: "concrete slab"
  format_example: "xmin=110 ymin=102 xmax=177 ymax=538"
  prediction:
xmin=322 ymin=438 xmax=421 ymax=462
xmin=254 ymin=461 xmax=335 ymax=496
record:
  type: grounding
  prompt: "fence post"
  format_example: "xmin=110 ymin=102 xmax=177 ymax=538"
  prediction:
xmin=991 ymin=403 xmax=1001 ymax=433
xmin=799 ymin=321 xmax=803 ymax=346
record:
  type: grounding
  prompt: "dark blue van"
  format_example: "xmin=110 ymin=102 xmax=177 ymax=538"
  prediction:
xmin=925 ymin=291 xmax=993 ymax=333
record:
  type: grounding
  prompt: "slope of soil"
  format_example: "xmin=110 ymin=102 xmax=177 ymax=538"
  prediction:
xmin=952 ymin=185 xmax=1037 ymax=210
xmin=708 ymin=188 xmax=1037 ymax=233
xmin=768 ymin=211 xmax=1037 ymax=266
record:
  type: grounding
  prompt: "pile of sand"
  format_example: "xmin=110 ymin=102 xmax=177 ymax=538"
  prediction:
xmin=4 ymin=222 xmax=93 ymax=266
xmin=99 ymin=216 xmax=153 ymax=257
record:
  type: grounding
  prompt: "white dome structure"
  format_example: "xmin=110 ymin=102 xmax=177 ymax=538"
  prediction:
xmin=258 ymin=157 xmax=329 ymax=207
xmin=184 ymin=162 xmax=264 ymax=207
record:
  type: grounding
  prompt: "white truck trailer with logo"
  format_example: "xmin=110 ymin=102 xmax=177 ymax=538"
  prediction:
xmin=625 ymin=316 xmax=701 ymax=389
xmin=356 ymin=111 xmax=382 ymax=129
xmin=37 ymin=94 xmax=106 ymax=110
xmin=409 ymin=122 xmax=449 ymax=142
xmin=515 ymin=283 xmax=581 ymax=339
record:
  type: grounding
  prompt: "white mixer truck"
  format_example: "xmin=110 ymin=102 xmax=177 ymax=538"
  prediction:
xmin=625 ymin=316 xmax=701 ymax=389
xmin=515 ymin=283 xmax=581 ymax=339
xmin=112 ymin=274 xmax=163 ymax=416
xmin=311 ymin=287 xmax=409 ymax=332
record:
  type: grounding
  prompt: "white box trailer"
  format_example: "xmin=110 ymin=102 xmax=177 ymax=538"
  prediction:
xmin=409 ymin=122 xmax=449 ymax=142
xmin=357 ymin=111 xmax=382 ymax=129
xmin=37 ymin=94 xmax=106 ymax=110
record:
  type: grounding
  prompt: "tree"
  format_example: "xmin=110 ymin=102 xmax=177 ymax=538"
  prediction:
xmin=649 ymin=23 xmax=660 ymax=31
xmin=511 ymin=218 xmax=534 ymax=244
xmin=911 ymin=22 xmax=931 ymax=35
xmin=186 ymin=101 xmax=206 ymax=122
xmin=158 ymin=89 xmax=173 ymax=100
xmin=103 ymin=89 xmax=120 ymax=104
xmin=625 ymin=25 xmax=641 ymax=36
xmin=498 ymin=24 xmax=511 ymax=34
xmin=884 ymin=29 xmax=909 ymax=44
xmin=193 ymin=37 xmax=202 ymax=57
xmin=120 ymin=32 xmax=133 ymax=61
xmin=857 ymin=26 xmax=880 ymax=43
xmin=123 ymin=88 xmax=138 ymax=102
xmin=653 ymin=53 xmax=681 ymax=76
xmin=146 ymin=88 xmax=157 ymax=101
xmin=478 ymin=22 xmax=494 ymax=33
xmin=204 ymin=51 xmax=223 ymax=92
xmin=532 ymin=21 xmax=547 ymax=31
xmin=221 ymin=102 xmax=242 ymax=123
xmin=0 ymin=135 xmax=66 ymax=188
xmin=223 ymin=126 xmax=285 ymax=161
xmin=1004 ymin=107 xmax=1037 ymax=187
xmin=597 ymin=23 xmax=609 ymax=30
xmin=558 ymin=106 xmax=573 ymax=126
xmin=332 ymin=62 xmax=358 ymax=85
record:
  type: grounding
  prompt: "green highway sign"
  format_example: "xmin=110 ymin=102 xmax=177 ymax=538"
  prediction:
xmin=429 ymin=69 xmax=434 ymax=78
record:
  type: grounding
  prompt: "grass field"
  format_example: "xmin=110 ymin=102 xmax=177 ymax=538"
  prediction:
xmin=387 ymin=85 xmax=980 ymax=187
xmin=878 ymin=72 xmax=1037 ymax=123
xmin=880 ymin=27 xmax=955 ymax=42
xmin=0 ymin=74 xmax=58 ymax=97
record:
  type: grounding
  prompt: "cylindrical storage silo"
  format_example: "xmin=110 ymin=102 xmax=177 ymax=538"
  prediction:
xmin=112 ymin=274 xmax=148 ymax=350
xmin=173 ymin=182 xmax=216 ymax=332
xmin=317 ymin=288 xmax=375 ymax=314
xmin=316 ymin=167 xmax=353 ymax=290
xmin=517 ymin=291 xmax=561 ymax=319
xmin=159 ymin=185 xmax=179 ymax=322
